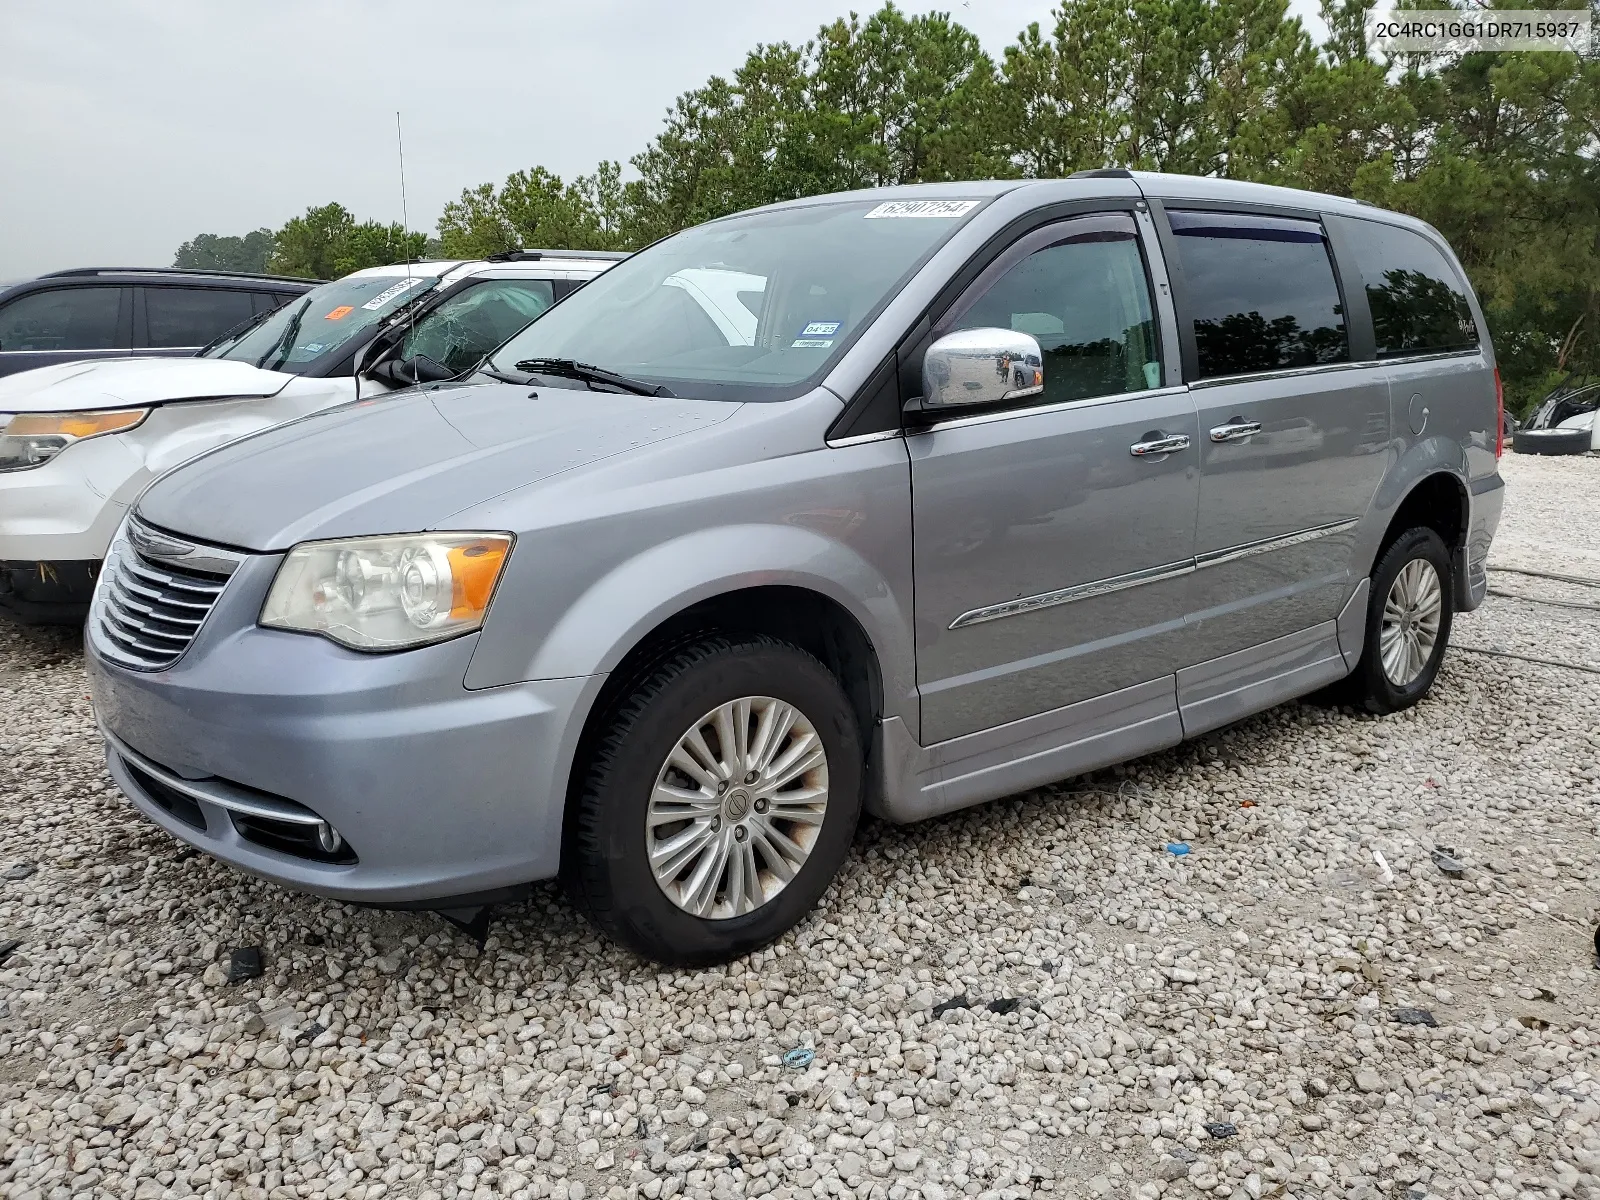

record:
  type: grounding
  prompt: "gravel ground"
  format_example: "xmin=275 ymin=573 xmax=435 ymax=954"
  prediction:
xmin=2 ymin=453 xmax=1597 ymax=1200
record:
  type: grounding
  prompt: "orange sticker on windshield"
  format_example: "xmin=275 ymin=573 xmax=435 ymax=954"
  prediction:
xmin=324 ymin=306 xmax=354 ymax=320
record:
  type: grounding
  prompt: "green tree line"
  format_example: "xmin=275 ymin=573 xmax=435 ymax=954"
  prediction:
xmin=172 ymin=0 xmax=1600 ymax=412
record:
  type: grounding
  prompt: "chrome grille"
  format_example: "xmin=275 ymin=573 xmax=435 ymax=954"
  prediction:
xmin=93 ymin=518 xmax=241 ymax=671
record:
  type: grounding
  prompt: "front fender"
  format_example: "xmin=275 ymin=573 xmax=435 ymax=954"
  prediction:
xmin=464 ymin=521 xmax=918 ymax=721
xmin=122 ymin=381 xmax=356 ymax=501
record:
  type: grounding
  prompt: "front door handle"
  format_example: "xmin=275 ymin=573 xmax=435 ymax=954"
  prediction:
xmin=1209 ymin=420 xmax=1263 ymax=443
xmin=1130 ymin=433 xmax=1191 ymax=457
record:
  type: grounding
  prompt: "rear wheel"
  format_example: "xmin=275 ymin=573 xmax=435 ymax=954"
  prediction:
xmin=563 ymin=634 xmax=862 ymax=966
xmin=1344 ymin=527 xmax=1455 ymax=714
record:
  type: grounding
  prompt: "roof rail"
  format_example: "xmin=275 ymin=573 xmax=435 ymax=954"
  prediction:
xmin=483 ymin=249 xmax=630 ymax=263
xmin=1068 ymin=167 xmax=1135 ymax=180
xmin=37 ymin=266 xmax=323 ymax=284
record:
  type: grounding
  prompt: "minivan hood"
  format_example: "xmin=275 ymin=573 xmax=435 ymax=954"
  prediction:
xmin=0 ymin=357 xmax=292 ymax=413
xmin=135 ymin=382 xmax=737 ymax=551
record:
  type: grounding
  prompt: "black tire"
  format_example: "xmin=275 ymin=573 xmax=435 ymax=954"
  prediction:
xmin=563 ymin=634 xmax=862 ymax=967
xmin=1344 ymin=527 xmax=1455 ymax=715
xmin=1511 ymin=426 xmax=1591 ymax=455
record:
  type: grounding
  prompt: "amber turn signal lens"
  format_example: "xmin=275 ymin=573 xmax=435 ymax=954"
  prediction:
xmin=448 ymin=539 xmax=510 ymax=618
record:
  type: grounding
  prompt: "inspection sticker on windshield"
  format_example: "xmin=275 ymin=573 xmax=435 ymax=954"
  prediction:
xmin=360 ymin=277 xmax=427 ymax=310
xmin=792 ymin=319 xmax=841 ymax=348
xmin=864 ymin=199 xmax=980 ymax=219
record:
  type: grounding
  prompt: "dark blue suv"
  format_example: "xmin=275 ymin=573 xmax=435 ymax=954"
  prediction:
xmin=0 ymin=267 xmax=318 ymax=377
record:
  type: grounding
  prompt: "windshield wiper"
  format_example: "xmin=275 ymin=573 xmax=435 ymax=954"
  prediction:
xmin=256 ymin=298 xmax=310 ymax=371
xmin=476 ymin=364 xmax=531 ymax=385
xmin=512 ymin=358 xmax=673 ymax=398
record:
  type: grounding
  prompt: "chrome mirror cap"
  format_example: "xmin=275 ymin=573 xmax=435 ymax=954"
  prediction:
xmin=920 ymin=327 xmax=1044 ymax=412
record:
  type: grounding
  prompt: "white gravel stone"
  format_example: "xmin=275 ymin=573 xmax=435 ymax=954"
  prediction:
xmin=1 ymin=454 xmax=1598 ymax=1200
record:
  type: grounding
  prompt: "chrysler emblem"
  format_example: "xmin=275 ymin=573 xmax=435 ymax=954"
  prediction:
xmin=128 ymin=524 xmax=194 ymax=560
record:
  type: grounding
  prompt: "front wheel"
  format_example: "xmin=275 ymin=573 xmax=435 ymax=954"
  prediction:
xmin=563 ymin=634 xmax=862 ymax=967
xmin=1345 ymin=527 xmax=1455 ymax=715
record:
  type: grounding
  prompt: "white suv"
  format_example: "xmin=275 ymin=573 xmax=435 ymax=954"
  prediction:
xmin=0 ymin=251 xmax=622 ymax=623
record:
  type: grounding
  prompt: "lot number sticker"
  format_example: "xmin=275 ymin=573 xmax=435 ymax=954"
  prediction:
xmin=360 ymin=277 xmax=428 ymax=310
xmin=323 ymin=306 xmax=354 ymax=321
xmin=864 ymin=200 xmax=980 ymax=219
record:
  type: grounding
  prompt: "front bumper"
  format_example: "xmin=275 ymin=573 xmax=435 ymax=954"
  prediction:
xmin=0 ymin=558 xmax=98 ymax=624
xmin=86 ymin=551 xmax=601 ymax=903
xmin=0 ymin=433 xmax=146 ymax=564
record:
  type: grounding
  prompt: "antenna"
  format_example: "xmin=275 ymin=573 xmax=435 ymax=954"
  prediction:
xmin=396 ymin=110 xmax=419 ymax=351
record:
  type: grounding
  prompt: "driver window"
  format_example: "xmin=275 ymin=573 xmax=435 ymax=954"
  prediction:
xmin=401 ymin=279 xmax=556 ymax=374
xmin=950 ymin=214 xmax=1160 ymax=406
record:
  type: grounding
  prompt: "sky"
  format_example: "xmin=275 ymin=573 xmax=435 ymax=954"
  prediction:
xmin=0 ymin=0 xmax=1326 ymax=281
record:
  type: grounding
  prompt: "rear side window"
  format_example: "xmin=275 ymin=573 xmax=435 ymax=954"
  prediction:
xmin=949 ymin=212 xmax=1161 ymax=405
xmin=1345 ymin=220 xmax=1480 ymax=358
xmin=1170 ymin=210 xmax=1349 ymax=379
xmin=144 ymin=287 xmax=258 ymax=348
xmin=0 ymin=286 xmax=122 ymax=351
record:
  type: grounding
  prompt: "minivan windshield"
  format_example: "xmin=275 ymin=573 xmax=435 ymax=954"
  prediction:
xmin=487 ymin=197 xmax=986 ymax=399
xmin=202 ymin=273 xmax=440 ymax=374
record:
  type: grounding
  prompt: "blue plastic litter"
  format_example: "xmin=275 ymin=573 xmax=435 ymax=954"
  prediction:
xmin=1166 ymin=842 xmax=1190 ymax=856
xmin=782 ymin=1046 xmax=815 ymax=1069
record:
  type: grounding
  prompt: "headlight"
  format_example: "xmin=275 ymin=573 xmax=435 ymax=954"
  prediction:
xmin=260 ymin=532 xmax=513 ymax=651
xmin=0 ymin=409 xmax=148 ymax=472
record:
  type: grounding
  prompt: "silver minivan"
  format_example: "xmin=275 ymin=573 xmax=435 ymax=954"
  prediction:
xmin=85 ymin=173 xmax=1504 ymax=965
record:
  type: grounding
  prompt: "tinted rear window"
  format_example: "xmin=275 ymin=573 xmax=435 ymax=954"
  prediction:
xmin=144 ymin=287 xmax=258 ymax=348
xmin=1345 ymin=219 xmax=1480 ymax=358
xmin=1170 ymin=210 xmax=1349 ymax=379
xmin=0 ymin=286 xmax=122 ymax=351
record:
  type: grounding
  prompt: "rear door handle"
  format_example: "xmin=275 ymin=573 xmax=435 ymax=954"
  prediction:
xmin=1130 ymin=434 xmax=1191 ymax=457
xmin=1209 ymin=420 xmax=1263 ymax=443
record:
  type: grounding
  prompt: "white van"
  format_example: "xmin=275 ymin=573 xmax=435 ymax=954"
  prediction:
xmin=0 ymin=252 xmax=622 ymax=622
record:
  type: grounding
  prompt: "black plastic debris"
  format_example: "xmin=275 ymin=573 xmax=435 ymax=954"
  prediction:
xmin=2 ymin=864 xmax=35 ymax=881
xmin=636 ymin=1117 xmax=649 ymax=1138
xmin=437 ymin=905 xmax=493 ymax=949
xmin=226 ymin=947 xmax=263 ymax=984
xmin=1392 ymin=1007 xmax=1439 ymax=1027
xmin=932 ymin=994 xmax=971 ymax=1017
xmin=726 ymin=1152 xmax=743 ymax=1169
xmin=1593 ymin=924 xmax=1599 ymax=968
xmin=1431 ymin=846 xmax=1466 ymax=878
xmin=297 ymin=1021 xmax=327 ymax=1044
xmin=1534 ymin=987 xmax=1556 ymax=1003
xmin=1203 ymin=1121 xmax=1238 ymax=1139
xmin=987 ymin=998 xmax=1022 ymax=1015
xmin=0 ymin=939 xmax=19 ymax=966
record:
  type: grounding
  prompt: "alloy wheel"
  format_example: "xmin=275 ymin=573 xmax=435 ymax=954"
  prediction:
xmin=646 ymin=696 xmax=830 ymax=919
xmin=1379 ymin=558 xmax=1443 ymax=686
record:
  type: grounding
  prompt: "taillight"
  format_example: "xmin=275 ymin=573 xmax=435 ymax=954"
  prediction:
xmin=1493 ymin=367 xmax=1505 ymax=458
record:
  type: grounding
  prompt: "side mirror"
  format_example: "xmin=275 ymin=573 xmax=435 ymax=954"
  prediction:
xmin=912 ymin=327 xmax=1044 ymax=416
xmin=365 ymin=354 xmax=454 ymax=388
xmin=409 ymin=354 xmax=455 ymax=383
